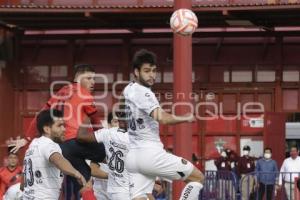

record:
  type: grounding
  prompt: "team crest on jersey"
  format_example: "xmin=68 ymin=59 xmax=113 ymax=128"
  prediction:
xmin=35 ymin=170 xmax=42 ymax=178
xmin=181 ymin=159 xmax=188 ymax=165
xmin=136 ymin=118 xmax=145 ymax=129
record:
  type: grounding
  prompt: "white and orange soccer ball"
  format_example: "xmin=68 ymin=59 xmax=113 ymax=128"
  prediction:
xmin=170 ymin=9 xmax=198 ymax=36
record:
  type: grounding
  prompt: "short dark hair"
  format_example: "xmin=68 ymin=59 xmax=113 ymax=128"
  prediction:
xmin=36 ymin=109 xmax=63 ymax=136
xmin=74 ymin=64 xmax=95 ymax=77
xmin=132 ymin=49 xmax=157 ymax=70
xmin=107 ymin=112 xmax=114 ymax=124
xmin=264 ymin=147 xmax=272 ymax=153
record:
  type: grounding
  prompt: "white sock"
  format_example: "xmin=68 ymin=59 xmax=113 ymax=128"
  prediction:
xmin=179 ymin=182 xmax=203 ymax=200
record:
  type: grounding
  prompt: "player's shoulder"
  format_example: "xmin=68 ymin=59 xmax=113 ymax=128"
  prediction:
xmin=95 ymin=127 xmax=110 ymax=135
xmin=126 ymin=82 xmax=154 ymax=97
xmin=106 ymin=127 xmax=119 ymax=138
xmin=37 ymin=136 xmax=59 ymax=148
xmin=123 ymin=82 xmax=135 ymax=94
xmin=53 ymin=84 xmax=72 ymax=99
xmin=116 ymin=128 xmax=129 ymax=142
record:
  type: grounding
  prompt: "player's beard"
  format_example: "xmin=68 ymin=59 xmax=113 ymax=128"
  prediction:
xmin=139 ymin=76 xmax=154 ymax=88
xmin=53 ymin=135 xmax=64 ymax=143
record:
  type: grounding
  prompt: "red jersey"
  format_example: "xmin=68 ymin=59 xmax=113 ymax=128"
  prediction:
xmin=26 ymin=83 xmax=98 ymax=141
xmin=0 ymin=166 xmax=22 ymax=199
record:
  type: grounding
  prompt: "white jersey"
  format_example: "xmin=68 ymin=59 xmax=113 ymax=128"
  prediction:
xmin=3 ymin=183 xmax=22 ymax=200
xmin=93 ymin=163 xmax=109 ymax=200
xmin=123 ymin=82 xmax=162 ymax=149
xmin=23 ymin=136 xmax=63 ymax=200
xmin=94 ymin=127 xmax=130 ymax=193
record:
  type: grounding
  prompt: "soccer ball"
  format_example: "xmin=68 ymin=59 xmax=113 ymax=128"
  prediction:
xmin=170 ymin=9 xmax=198 ymax=36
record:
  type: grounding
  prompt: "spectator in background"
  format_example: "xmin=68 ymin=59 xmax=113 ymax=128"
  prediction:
xmin=255 ymin=147 xmax=278 ymax=200
xmin=215 ymin=149 xmax=231 ymax=171
xmin=237 ymin=145 xmax=256 ymax=200
xmin=0 ymin=148 xmax=22 ymax=200
xmin=215 ymin=149 xmax=236 ymax=200
xmin=279 ymin=145 xmax=300 ymax=200
xmin=226 ymin=149 xmax=238 ymax=172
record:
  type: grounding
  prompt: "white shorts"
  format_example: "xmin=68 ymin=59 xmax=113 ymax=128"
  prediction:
xmin=108 ymin=192 xmax=130 ymax=200
xmin=94 ymin=188 xmax=110 ymax=200
xmin=125 ymin=147 xmax=194 ymax=198
xmin=94 ymin=191 xmax=109 ymax=200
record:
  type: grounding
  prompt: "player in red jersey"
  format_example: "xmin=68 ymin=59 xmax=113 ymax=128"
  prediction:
xmin=9 ymin=64 xmax=106 ymax=200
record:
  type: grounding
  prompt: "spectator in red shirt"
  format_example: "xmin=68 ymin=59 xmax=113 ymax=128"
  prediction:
xmin=0 ymin=148 xmax=22 ymax=200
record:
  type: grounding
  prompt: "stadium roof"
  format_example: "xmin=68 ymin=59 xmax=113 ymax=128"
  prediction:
xmin=1 ymin=0 xmax=300 ymax=35
xmin=0 ymin=0 xmax=300 ymax=9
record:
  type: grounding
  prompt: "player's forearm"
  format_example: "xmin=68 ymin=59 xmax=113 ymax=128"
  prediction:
xmin=77 ymin=126 xmax=97 ymax=143
xmin=158 ymin=113 xmax=190 ymax=125
xmin=49 ymin=152 xmax=81 ymax=180
xmin=90 ymin=162 xmax=108 ymax=179
xmin=90 ymin=113 xmax=102 ymax=131
xmin=77 ymin=126 xmax=89 ymax=142
xmin=52 ymin=156 xmax=80 ymax=178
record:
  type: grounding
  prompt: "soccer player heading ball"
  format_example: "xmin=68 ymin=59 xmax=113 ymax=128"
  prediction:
xmin=122 ymin=49 xmax=205 ymax=200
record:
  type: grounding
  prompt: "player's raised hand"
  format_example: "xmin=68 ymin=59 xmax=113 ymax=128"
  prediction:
xmin=7 ymin=138 xmax=28 ymax=153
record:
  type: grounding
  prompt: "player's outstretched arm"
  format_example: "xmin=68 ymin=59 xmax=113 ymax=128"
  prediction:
xmin=151 ymin=107 xmax=196 ymax=125
xmin=90 ymin=162 xmax=108 ymax=179
xmin=49 ymin=152 xmax=86 ymax=186
xmin=77 ymin=117 xmax=97 ymax=143
xmin=7 ymin=138 xmax=28 ymax=154
xmin=8 ymin=104 xmax=51 ymax=153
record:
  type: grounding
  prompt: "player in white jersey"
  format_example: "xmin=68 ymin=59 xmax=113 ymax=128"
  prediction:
xmin=93 ymin=163 xmax=109 ymax=200
xmin=93 ymin=112 xmax=119 ymax=200
xmin=77 ymin=112 xmax=157 ymax=200
xmin=122 ymin=49 xmax=205 ymax=200
xmin=3 ymin=183 xmax=22 ymax=200
xmin=77 ymin=112 xmax=131 ymax=200
xmin=22 ymin=109 xmax=86 ymax=200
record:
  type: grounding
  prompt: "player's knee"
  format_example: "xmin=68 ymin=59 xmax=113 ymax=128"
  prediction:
xmin=186 ymin=167 xmax=205 ymax=184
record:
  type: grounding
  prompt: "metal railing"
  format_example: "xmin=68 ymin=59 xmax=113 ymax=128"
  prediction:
xmin=200 ymin=170 xmax=238 ymax=200
xmin=200 ymin=171 xmax=300 ymax=200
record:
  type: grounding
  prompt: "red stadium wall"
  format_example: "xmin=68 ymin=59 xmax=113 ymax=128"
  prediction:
xmin=0 ymin=64 xmax=15 ymax=162
xmin=0 ymin=38 xmax=298 ymax=166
